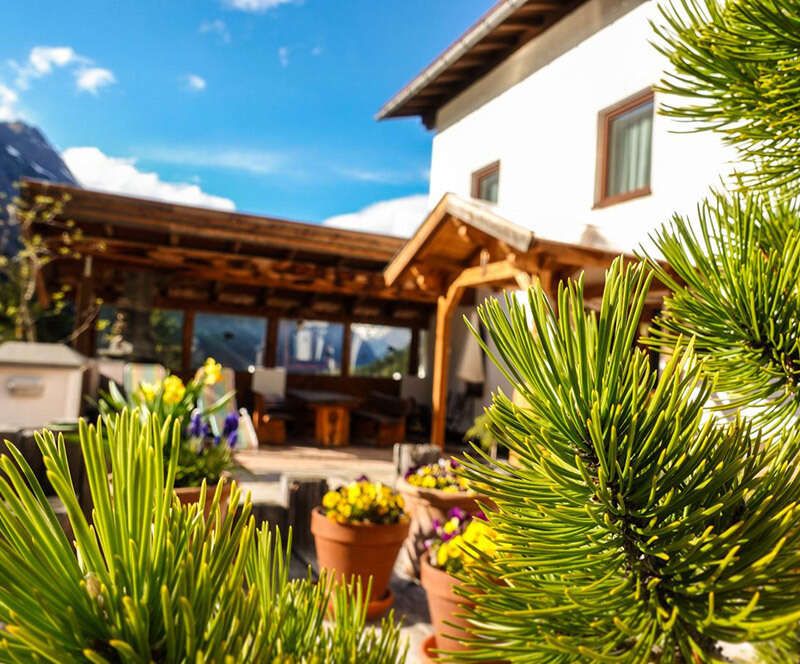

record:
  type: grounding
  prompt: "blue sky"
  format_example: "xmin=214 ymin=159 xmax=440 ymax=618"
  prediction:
xmin=0 ymin=0 xmax=491 ymax=233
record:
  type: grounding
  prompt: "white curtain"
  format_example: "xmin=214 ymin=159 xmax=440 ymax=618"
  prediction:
xmin=607 ymin=102 xmax=653 ymax=197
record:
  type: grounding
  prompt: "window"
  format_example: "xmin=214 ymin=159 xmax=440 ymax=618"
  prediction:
xmin=192 ymin=313 xmax=266 ymax=371
xmin=277 ymin=319 xmax=344 ymax=375
xmin=471 ymin=161 xmax=500 ymax=203
xmin=350 ymin=324 xmax=412 ymax=378
xmin=596 ymin=89 xmax=654 ymax=207
xmin=95 ymin=305 xmax=184 ymax=369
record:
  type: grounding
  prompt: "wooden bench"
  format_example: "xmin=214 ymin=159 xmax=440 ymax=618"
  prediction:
xmin=352 ymin=391 xmax=411 ymax=448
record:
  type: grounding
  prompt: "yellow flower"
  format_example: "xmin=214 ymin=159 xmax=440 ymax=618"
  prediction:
xmin=162 ymin=375 xmax=186 ymax=404
xmin=203 ymin=358 xmax=222 ymax=386
xmin=138 ymin=381 xmax=156 ymax=402
xmin=322 ymin=491 xmax=341 ymax=509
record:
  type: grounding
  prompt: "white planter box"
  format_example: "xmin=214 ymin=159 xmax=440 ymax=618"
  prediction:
xmin=0 ymin=342 xmax=86 ymax=429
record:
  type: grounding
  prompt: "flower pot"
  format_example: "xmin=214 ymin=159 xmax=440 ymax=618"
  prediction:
xmin=396 ymin=477 xmax=484 ymax=577
xmin=420 ymin=556 xmax=474 ymax=656
xmin=174 ymin=480 xmax=232 ymax=519
xmin=310 ymin=507 xmax=409 ymax=619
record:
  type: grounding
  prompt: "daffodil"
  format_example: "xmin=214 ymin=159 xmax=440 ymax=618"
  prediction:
xmin=203 ymin=357 xmax=222 ymax=386
xmin=162 ymin=375 xmax=186 ymax=405
xmin=138 ymin=381 xmax=157 ymax=402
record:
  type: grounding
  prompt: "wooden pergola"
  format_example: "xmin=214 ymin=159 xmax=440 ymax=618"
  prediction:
xmin=384 ymin=193 xmax=649 ymax=448
xmin=23 ymin=179 xmax=436 ymax=395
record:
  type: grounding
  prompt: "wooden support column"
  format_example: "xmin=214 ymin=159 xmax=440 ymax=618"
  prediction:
xmin=431 ymin=259 xmax=524 ymax=449
xmin=341 ymin=323 xmax=352 ymax=377
xmin=181 ymin=310 xmax=195 ymax=372
xmin=264 ymin=317 xmax=278 ymax=367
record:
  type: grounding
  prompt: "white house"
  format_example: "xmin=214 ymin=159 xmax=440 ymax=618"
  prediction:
xmin=380 ymin=0 xmax=737 ymax=254
xmin=378 ymin=0 xmax=737 ymax=445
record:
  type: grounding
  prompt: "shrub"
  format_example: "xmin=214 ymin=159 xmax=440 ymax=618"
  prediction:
xmin=456 ymin=260 xmax=800 ymax=661
xmin=0 ymin=411 xmax=405 ymax=663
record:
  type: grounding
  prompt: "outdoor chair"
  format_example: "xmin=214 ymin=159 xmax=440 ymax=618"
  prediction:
xmin=200 ymin=367 xmax=258 ymax=450
xmin=352 ymin=390 xmax=411 ymax=447
xmin=250 ymin=367 xmax=292 ymax=445
xmin=122 ymin=362 xmax=166 ymax=398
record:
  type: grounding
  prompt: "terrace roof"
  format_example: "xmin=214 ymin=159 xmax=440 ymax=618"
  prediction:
xmin=21 ymin=179 xmax=436 ymax=332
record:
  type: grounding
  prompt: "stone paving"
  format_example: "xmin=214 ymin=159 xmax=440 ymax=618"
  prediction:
xmin=234 ymin=445 xmax=432 ymax=663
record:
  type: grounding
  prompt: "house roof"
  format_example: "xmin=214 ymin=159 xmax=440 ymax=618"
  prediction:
xmin=376 ymin=0 xmax=586 ymax=128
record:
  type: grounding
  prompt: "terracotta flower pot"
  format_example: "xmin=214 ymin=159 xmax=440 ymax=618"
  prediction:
xmin=174 ymin=480 xmax=232 ymax=519
xmin=396 ymin=477 xmax=485 ymax=577
xmin=420 ymin=556 xmax=474 ymax=656
xmin=310 ymin=507 xmax=409 ymax=619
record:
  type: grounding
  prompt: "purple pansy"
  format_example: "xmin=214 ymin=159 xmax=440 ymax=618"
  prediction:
xmin=448 ymin=506 xmax=468 ymax=522
xmin=187 ymin=412 xmax=211 ymax=439
xmin=222 ymin=412 xmax=239 ymax=448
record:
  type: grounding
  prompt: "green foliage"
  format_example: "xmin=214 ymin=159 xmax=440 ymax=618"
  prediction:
xmin=645 ymin=189 xmax=800 ymax=429
xmin=96 ymin=361 xmax=237 ymax=488
xmin=352 ymin=345 xmax=410 ymax=378
xmin=654 ymin=0 xmax=800 ymax=196
xmin=464 ymin=412 xmax=498 ymax=453
xmin=0 ymin=410 xmax=405 ymax=663
xmin=0 ymin=192 xmax=94 ymax=342
xmin=456 ymin=260 xmax=800 ymax=662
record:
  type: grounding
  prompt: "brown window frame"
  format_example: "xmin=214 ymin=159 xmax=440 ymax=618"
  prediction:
xmin=471 ymin=160 xmax=500 ymax=203
xmin=594 ymin=88 xmax=654 ymax=208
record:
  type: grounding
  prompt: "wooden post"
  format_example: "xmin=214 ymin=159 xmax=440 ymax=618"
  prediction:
xmin=430 ymin=259 xmax=525 ymax=449
xmin=264 ymin=317 xmax=278 ymax=367
xmin=341 ymin=323 xmax=352 ymax=377
xmin=431 ymin=295 xmax=456 ymax=448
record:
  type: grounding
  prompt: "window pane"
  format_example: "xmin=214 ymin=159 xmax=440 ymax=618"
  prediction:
xmin=277 ymin=319 xmax=344 ymax=375
xmin=350 ymin=324 xmax=412 ymax=378
xmin=192 ymin=313 xmax=266 ymax=371
xmin=95 ymin=305 xmax=184 ymax=370
xmin=151 ymin=310 xmax=184 ymax=370
xmin=478 ymin=170 xmax=500 ymax=203
xmin=606 ymin=100 xmax=653 ymax=198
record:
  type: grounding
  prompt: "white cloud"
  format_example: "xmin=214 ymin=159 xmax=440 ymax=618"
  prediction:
xmin=199 ymin=19 xmax=231 ymax=43
xmin=311 ymin=45 xmax=323 ymax=56
xmin=184 ymin=74 xmax=207 ymax=92
xmin=336 ymin=167 xmax=426 ymax=185
xmin=224 ymin=0 xmax=300 ymax=12
xmin=0 ymin=84 xmax=19 ymax=121
xmin=63 ymin=146 xmax=236 ymax=211
xmin=75 ymin=67 xmax=115 ymax=94
xmin=139 ymin=146 xmax=283 ymax=175
xmin=322 ymin=194 xmax=429 ymax=238
xmin=13 ymin=46 xmax=80 ymax=89
xmin=278 ymin=46 xmax=290 ymax=68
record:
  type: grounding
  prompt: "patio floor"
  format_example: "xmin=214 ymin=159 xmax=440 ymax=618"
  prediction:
xmin=233 ymin=445 xmax=433 ymax=663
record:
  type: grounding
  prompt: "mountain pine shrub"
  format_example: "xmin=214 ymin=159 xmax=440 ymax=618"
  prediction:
xmin=0 ymin=411 xmax=405 ymax=663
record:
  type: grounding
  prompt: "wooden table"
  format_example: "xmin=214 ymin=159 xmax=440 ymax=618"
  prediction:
xmin=288 ymin=390 xmax=361 ymax=447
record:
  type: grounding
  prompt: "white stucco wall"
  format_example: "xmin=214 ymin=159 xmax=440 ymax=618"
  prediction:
xmin=428 ymin=0 xmax=739 ymax=256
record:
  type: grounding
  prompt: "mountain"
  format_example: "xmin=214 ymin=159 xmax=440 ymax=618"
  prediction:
xmin=0 ymin=121 xmax=77 ymax=251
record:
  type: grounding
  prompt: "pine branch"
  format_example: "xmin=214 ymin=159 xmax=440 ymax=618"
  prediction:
xmin=654 ymin=0 xmax=800 ymax=196
xmin=644 ymin=189 xmax=800 ymax=429
xmin=456 ymin=259 xmax=800 ymax=662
